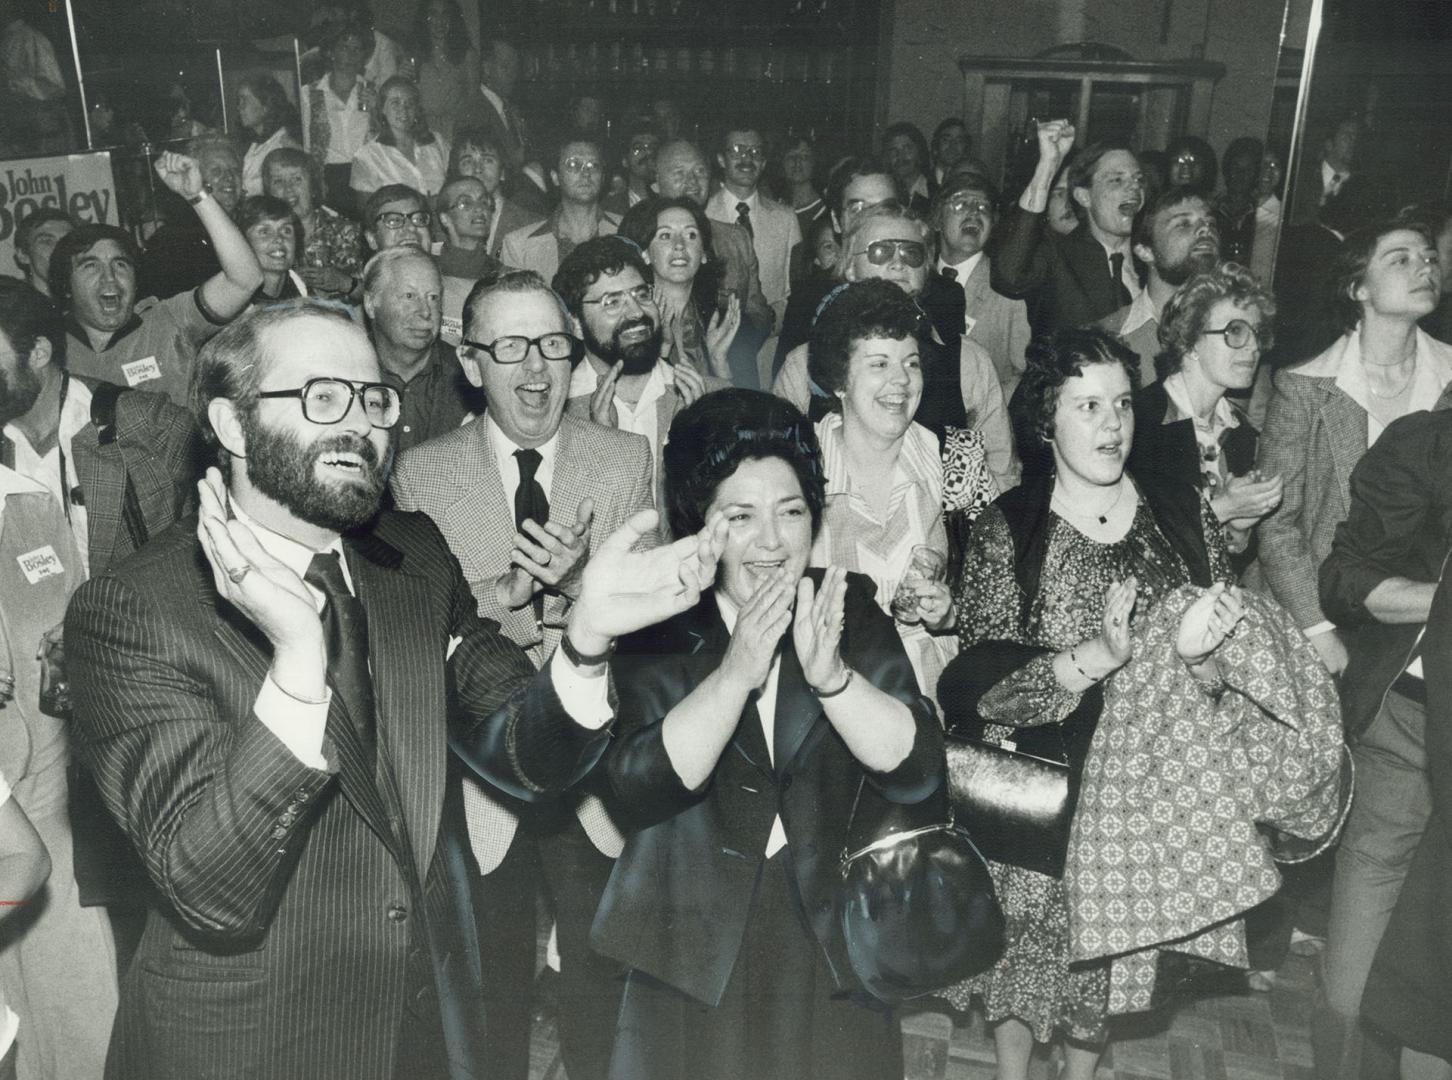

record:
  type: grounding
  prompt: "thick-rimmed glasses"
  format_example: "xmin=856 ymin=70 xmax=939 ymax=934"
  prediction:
xmin=1202 ymin=318 xmax=1269 ymax=350
xmin=374 ymin=209 xmax=431 ymax=229
xmin=726 ymin=143 xmax=765 ymax=161
xmin=852 ymin=239 xmax=928 ymax=268
xmin=256 ymin=378 xmax=402 ymax=428
xmin=580 ymin=283 xmax=655 ymax=317
xmin=946 ymin=195 xmax=992 ymax=216
xmin=461 ymin=333 xmax=582 ymax=364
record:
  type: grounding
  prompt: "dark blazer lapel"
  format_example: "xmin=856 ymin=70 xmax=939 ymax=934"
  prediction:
xmin=347 ymin=537 xmax=446 ymax=873
xmin=771 ymin=638 xmax=822 ymax=776
xmin=681 ymin=600 xmax=772 ymax=774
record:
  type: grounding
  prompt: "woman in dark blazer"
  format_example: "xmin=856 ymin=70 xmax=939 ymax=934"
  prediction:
xmin=590 ymin=389 xmax=944 ymax=1080
xmin=1128 ymin=262 xmax=1283 ymax=572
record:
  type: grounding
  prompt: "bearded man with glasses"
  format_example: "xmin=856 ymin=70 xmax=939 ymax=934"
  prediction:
xmin=67 ymin=296 xmax=724 ymax=1080
xmin=392 ymin=269 xmax=657 ymax=1080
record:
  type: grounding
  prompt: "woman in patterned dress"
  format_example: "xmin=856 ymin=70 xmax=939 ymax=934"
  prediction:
xmin=938 ymin=326 xmax=1241 ymax=1080
xmin=805 ymin=279 xmax=966 ymax=699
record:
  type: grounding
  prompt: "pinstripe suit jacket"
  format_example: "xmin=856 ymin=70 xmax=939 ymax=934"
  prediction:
xmin=66 ymin=510 xmax=611 ymax=1080
xmin=70 ymin=377 xmax=201 ymax=575
xmin=391 ymin=413 xmax=654 ymax=866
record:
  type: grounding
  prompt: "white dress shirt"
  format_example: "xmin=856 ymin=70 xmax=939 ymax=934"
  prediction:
xmin=486 ymin=413 xmax=559 ymax=508
xmin=715 ymin=593 xmax=789 ymax=858
xmin=570 ymin=359 xmax=674 ymax=473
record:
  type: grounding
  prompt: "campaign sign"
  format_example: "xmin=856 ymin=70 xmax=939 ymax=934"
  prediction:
xmin=0 ymin=151 xmax=117 ymax=274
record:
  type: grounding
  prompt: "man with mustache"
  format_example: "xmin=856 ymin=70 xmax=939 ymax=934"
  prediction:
xmin=932 ymin=172 xmax=1032 ymax=402
xmin=362 ymin=247 xmax=483 ymax=452
xmin=51 ymin=151 xmax=261 ymax=410
xmin=64 ymin=297 xmax=726 ymax=1078
xmin=558 ymin=237 xmax=729 ymax=512
xmin=1101 ymin=185 xmax=1223 ymax=386
xmin=993 ymin=119 xmax=1147 ymax=337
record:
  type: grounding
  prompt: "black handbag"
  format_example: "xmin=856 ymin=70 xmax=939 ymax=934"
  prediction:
xmin=837 ymin=780 xmax=1005 ymax=1004
xmin=944 ymin=734 xmax=1072 ymax=878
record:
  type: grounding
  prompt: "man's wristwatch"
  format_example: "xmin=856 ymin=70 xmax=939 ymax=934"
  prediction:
xmin=560 ymin=632 xmax=614 ymax=668
xmin=187 ymin=189 xmax=211 ymax=206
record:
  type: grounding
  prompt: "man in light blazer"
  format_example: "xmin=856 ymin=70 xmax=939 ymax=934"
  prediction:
xmin=930 ymin=172 xmax=1032 ymax=401
xmin=391 ymin=271 xmax=654 ymax=1080
xmin=705 ymin=127 xmax=801 ymax=386
xmin=65 ymin=298 xmax=724 ymax=1079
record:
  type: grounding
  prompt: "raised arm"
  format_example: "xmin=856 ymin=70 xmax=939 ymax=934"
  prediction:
xmin=152 ymin=152 xmax=262 ymax=318
xmin=991 ymin=120 xmax=1075 ymax=298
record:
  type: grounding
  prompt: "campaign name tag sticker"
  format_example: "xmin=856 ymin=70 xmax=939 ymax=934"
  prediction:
xmin=17 ymin=545 xmax=63 ymax=583
xmin=122 ymin=356 xmax=162 ymax=386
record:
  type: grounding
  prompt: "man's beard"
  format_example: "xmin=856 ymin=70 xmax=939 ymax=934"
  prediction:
xmin=240 ymin=410 xmax=389 ymax=534
xmin=583 ymin=315 xmax=662 ymax=377
xmin=1158 ymin=246 xmax=1220 ymax=287
xmin=0 ymin=362 xmax=42 ymax=427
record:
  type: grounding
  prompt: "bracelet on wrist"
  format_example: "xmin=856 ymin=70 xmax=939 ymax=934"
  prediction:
xmin=559 ymin=632 xmax=614 ymax=668
xmin=808 ymin=667 xmax=853 ymax=699
xmin=1069 ymin=646 xmax=1094 ymax=683
xmin=187 ymin=188 xmax=210 ymax=206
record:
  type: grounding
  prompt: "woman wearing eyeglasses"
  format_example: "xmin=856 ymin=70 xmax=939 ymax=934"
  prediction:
xmin=350 ymin=76 xmax=450 ymax=205
xmin=1128 ymin=263 xmax=1282 ymax=573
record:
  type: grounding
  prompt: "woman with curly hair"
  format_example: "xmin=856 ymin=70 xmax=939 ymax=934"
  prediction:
xmin=1128 ymin=262 xmax=1282 ymax=567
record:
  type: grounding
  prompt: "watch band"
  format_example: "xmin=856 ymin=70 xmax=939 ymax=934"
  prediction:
xmin=187 ymin=189 xmax=210 ymax=206
xmin=560 ymin=632 xmax=614 ymax=668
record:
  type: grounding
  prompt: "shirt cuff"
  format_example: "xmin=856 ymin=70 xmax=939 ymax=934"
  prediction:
xmin=549 ymin=650 xmax=612 ymax=731
xmin=254 ymin=675 xmax=331 ymax=770
xmin=0 ymin=768 xmax=12 ymax=808
xmin=1303 ymin=620 xmax=1338 ymax=639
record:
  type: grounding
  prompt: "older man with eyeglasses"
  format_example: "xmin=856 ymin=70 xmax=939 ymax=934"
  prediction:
xmin=501 ymin=139 xmax=620 ymax=284
xmin=391 ymin=269 xmax=657 ymax=1080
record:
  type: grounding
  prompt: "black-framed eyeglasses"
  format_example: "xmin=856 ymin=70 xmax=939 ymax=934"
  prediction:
xmin=726 ymin=143 xmax=765 ymax=160
xmin=580 ymin=283 xmax=655 ymax=317
xmin=374 ymin=209 xmax=431 ymax=229
xmin=947 ymin=195 xmax=992 ymax=216
xmin=561 ymin=157 xmax=603 ymax=174
xmin=1202 ymin=318 xmax=1269 ymax=350
xmin=852 ymin=238 xmax=928 ymax=268
xmin=256 ymin=378 xmax=403 ymax=428
xmin=461 ymin=332 xmax=582 ymax=364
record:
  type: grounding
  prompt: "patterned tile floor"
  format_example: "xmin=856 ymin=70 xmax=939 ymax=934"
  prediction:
xmin=527 ymin=951 xmax=1318 ymax=1079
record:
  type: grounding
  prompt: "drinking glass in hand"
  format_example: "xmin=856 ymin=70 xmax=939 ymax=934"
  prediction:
xmin=891 ymin=545 xmax=947 ymax=622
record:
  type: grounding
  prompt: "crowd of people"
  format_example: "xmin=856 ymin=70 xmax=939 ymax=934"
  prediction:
xmin=0 ymin=7 xmax=1450 ymax=1080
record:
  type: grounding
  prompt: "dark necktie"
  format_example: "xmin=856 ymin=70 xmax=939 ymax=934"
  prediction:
xmin=0 ymin=432 xmax=12 ymax=470
xmin=736 ymin=200 xmax=753 ymax=238
xmin=514 ymin=448 xmax=549 ymax=631
xmin=940 ymin=266 xmax=958 ymax=282
xmin=1109 ymin=251 xmax=1133 ymax=307
xmin=304 ymin=551 xmax=376 ymax=768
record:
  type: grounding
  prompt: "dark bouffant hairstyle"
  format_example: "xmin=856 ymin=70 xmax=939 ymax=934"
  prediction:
xmin=551 ymin=235 xmax=651 ymax=320
xmin=1155 ymin=262 xmax=1275 ymax=381
xmin=47 ymin=224 xmax=140 ymax=311
xmin=1020 ymin=326 xmax=1141 ymax=442
xmin=807 ymin=278 xmax=922 ymax=412
xmin=663 ymin=389 xmax=826 ymax=541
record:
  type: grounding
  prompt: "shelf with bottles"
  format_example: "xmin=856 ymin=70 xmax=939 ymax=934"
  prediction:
xmin=516 ymin=41 xmax=852 ymax=87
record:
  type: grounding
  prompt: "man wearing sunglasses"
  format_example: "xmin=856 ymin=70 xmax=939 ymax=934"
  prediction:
xmin=362 ymin=183 xmax=434 ymax=254
xmin=502 ymin=140 xmax=621 ymax=285
xmin=393 ymin=269 xmax=654 ymax=1080
xmin=706 ymin=127 xmax=801 ymax=385
xmin=771 ymin=204 xmax=1017 ymax=494
xmin=66 ymin=297 xmax=725 ymax=1079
